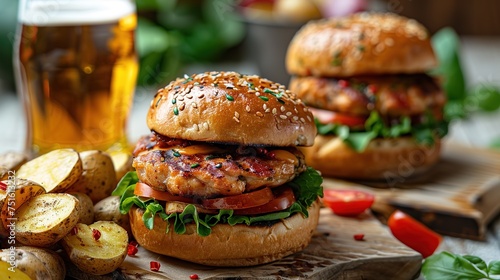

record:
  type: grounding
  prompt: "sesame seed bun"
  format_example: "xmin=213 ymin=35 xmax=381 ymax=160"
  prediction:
xmin=129 ymin=200 xmax=321 ymax=266
xmin=286 ymin=12 xmax=437 ymax=77
xmin=301 ymin=135 xmax=441 ymax=180
xmin=147 ymin=71 xmax=317 ymax=147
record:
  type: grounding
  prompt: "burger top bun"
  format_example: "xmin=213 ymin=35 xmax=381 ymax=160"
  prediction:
xmin=147 ymin=71 xmax=317 ymax=147
xmin=286 ymin=13 xmax=437 ymax=77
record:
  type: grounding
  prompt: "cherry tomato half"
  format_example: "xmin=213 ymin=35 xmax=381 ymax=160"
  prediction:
xmin=388 ymin=210 xmax=441 ymax=258
xmin=323 ymin=189 xmax=375 ymax=216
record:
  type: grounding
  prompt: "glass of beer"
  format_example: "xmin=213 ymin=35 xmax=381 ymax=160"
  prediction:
xmin=13 ymin=0 xmax=138 ymax=157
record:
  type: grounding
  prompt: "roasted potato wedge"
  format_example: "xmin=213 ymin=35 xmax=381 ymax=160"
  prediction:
xmin=93 ymin=196 xmax=130 ymax=235
xmin=15 ymin=193 xmax=80 ymax=247
xmin=0 ymin=260 xmax=31 ymax=280
xmin=61 ymin=221 xmax=128 ymax=275
xmin=0 ymin=151 xmax=28 ymax=180
xmin=0 ymin=179 xmax=46 ymax=231
xmin=109 ymin=151 xmax=134 ymax=182
xmin=16 ymin=149 xmax=82 ymax=193
xmin=0 ymin=246 xmax=66 ymax=280
xmin=67 ymin=150 xmax=117 ymax=203
xmin=69 ymin=192 xmax=94 ymax=225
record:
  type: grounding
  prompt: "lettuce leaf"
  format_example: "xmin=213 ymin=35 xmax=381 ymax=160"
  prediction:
xmin=316 ymin=111 xmax=448 ymax=152
xmin=114 ymin=167 xmax=323 ymax=237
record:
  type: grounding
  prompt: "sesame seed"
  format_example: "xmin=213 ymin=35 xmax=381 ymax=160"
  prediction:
xmin=300 ymin=117 xmax=305 ymax=123
xmin=279 ymin=115 xmax=287 ymax=120
xmin=375 ymin=43 xmax=385 ymax=53
xmin=272 ymin=108 xmax=277 ymax=115
xmin=233 ymin=116 xmax=240 ymax=123
xmin=179 ymin=103 xmax=185 ymax=111
xmin=215 ymin=163 xmax=222 ymax=168
xmin=186 ymin=94 xmax=193 ymax=99
xmin=198 ymin=93 xmax=205 ymax=99
xmin=256 ymin=112 xmax=263 ymax=117
xmin=265 ymin=108 xmax=270 ymax=113
xmin=192 ymin=103 xmax=198 ymax=108
xmin=203 ymin=122 xmax=209 ymax=130
xmin=286 ymin=112 xmax=292 ymax=116
xmin=245 ymin=105 xmax=251 ymax=112
xmin=307 ymin=116 xmax=312 ymax=122
xmin=178 ymin=96 xmax=184 ymax=101
xmin=194 ymin=124 xmax=199 ymax=131
xmin=293 ymin=116 xmax=299 ymax=121
xmin=280 ymin=106 xmax=286 ymax=112
xmin=234 ymin=111 xmax=240 ymax=118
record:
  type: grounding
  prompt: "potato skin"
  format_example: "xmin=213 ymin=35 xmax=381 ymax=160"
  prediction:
xmin=0 ymin=151 xmax=27 ymax=180
xmin=15 ymin=193 xmax=81 ymax=247
xmin=69 ymin=192 xmax=95 ymax=225
xmin=0 ymin=179 xmax=46 ymax=231
xmin=67 ymin=150 xmax=117 ymax=204
xmin=93 ymin=196 xmax=131 ymax=235
xmin=0 ymin=246 xmax=66 ymax=280
xmin=109 ymin=151 xmax=134 ymax=182
xmin=61 ymin=221 xmax=128 ymax=275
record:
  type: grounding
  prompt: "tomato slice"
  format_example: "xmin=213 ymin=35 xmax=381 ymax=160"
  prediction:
xmin=323 ymin=189 xmax=374 ymax=216
xmin=388 ymin=210 xmax=441 ymax=258
xmin=234 ymin=186 xmax=296 ymax=215
xmin=134 ymin=182 xmax=194 ymax=204
xmin=202 ymin=187 xmax=274 ymax=210
xmin=310 ymin=108 xmax=366 ymax=128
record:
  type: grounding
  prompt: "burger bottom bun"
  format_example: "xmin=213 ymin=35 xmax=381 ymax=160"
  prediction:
xmin=302 ymin=135 xmax=441 ymax=181
xmin=129 ymin=200 xmax=321 ymax=267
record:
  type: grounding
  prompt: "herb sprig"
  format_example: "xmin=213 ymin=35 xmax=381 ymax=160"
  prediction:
xmin=422 ymin=251 xmax=500 ymax=280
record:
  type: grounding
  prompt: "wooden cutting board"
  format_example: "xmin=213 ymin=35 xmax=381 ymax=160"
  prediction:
xmin=322 ymin=143 xmax=500 ymax=240
xmin=67 ymin=209 xmax=422 ymax=280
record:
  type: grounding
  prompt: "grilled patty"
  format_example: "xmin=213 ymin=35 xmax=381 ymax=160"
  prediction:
xmin=289 ymin=74 xmax=445 ymax=118
xmin=133 ymin=133 xmax=306 ymax=198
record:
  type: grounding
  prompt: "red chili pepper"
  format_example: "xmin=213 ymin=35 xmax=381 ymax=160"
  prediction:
xmin=70 ymin=226 xmax=78 ymax=235
xmin=0 ymin=181 xmax=7 ymax=191
xmin=92 ymin=228 xmax=101 ymax=241
xmin=150 ymin=261 xmax=161 ymax=272
xmin=127 ymin=244 xmax=138 ymax=256
xmin=129 ymin=240 xmax=139 ymax=247
xmin=368 ymin=84 xmax=378 ymax=93
xmin=353 ymin=234 xmax=365 ymax=241
xmin=338 ymin=79 xmax=349 ymax=88
xmin=190 ymin=274 xmax=199 ymax=279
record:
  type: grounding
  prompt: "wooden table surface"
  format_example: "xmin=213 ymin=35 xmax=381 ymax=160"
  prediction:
xmin=1 ymin=36 xmax=500 ymax=277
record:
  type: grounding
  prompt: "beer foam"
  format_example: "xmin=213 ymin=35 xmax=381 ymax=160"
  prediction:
xmin=19 ymin=0 xmax=135 ymax=26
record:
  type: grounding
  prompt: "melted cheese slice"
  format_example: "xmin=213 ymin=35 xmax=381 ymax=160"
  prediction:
xmin=175 ymin=145 xmax=226 ymax=155
xmin=271 ymin=150 xmax=299 ymax=166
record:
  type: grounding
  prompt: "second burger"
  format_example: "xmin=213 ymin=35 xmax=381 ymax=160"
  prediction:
xmin=286 ymin=12 xmax=448 ymax=180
